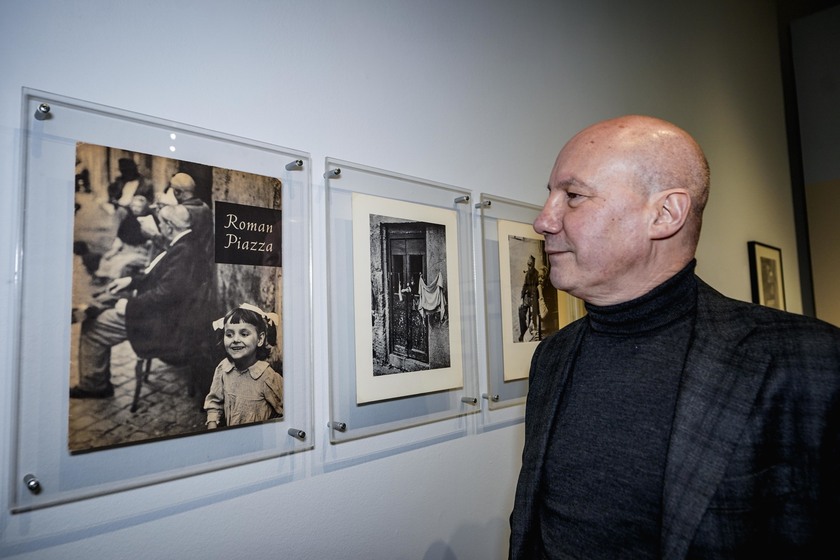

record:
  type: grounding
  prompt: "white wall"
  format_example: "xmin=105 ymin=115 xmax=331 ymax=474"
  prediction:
xmin=0 ymin=1 xmax=796 ymax=558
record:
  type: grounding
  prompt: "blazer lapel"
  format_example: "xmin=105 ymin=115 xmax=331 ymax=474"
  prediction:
xmin=511 ymin=321 xmax=586 ymax=557
xmin=525 ymin=321 xmax=586 ymax=468
xmin=660 ymin=283 xmax=772 ymax=559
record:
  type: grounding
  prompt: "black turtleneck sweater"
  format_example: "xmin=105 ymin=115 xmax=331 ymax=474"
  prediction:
xmin=539 ymin=262 xmax=698 ymax=559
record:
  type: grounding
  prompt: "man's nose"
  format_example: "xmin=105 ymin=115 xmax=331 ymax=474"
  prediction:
xmin=534 ymin=199 xmax=560 ymax=235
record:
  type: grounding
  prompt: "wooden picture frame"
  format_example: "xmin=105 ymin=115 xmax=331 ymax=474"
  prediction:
xmin=748 ymin=241 xmax=786 ymax=310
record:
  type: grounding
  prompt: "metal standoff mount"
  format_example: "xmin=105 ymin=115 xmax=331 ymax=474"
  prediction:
xmin=482 ymin=393 xmax=500 ymax=402
xmin=287 ymin=428 xmax=306 ymax=440
xmin=34 ymin=103 xmax=51 ymax=121
xmin=454 ymin=195 xmax=470 ymax=204
xmin=475 ymin=200 xmax=491 ymax=209
xmin=285 ymin=159 xmax=304 ymax=171
xmin=24 ymin=474 xmax=41 ymax=494
xmin=324 ymin=168 xmax=341 ymax=179
xmin=328 ymin=421 xmax=347 ymax=432
xmin=461 ymin=396 xmax=478 ymax=405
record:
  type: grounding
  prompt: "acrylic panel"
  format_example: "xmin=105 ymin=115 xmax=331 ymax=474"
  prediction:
xmin=326 ymin=158 xmax=478 ymax=445
xmin=478 ymin=194 xmax=584 ymax=408
xmin=11 ymin=89 xmax=313 ymax=512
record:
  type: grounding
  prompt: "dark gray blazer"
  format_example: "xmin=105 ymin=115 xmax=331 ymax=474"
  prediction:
xmin=509 ymin=278 xmax=840 ymax=559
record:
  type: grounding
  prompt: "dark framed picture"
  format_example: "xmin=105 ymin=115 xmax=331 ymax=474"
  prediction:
xmin=748 ymin=241 xmax=786 ymax=310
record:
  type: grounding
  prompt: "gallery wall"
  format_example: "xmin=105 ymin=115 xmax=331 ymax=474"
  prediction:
xmin=0 ymin=1 xmax=798 ymax=558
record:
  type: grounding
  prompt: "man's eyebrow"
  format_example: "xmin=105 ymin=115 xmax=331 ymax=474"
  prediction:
xmin=548 ymin=177 xmax=590 ymax=190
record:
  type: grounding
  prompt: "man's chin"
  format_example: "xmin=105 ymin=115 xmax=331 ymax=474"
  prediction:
xmin=548 ymin=270 xmax=572 ymax=292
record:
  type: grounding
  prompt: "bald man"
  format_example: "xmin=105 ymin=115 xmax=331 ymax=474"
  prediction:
xmin=168 ymin=172 xmax=213 ymax=259
xmin=71 ymin=204 xmax=210 ymax=398
xmin=509 ymin=116 xmax=840 ymax=559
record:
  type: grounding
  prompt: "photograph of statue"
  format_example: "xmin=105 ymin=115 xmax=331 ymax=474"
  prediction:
xmin=511 ymin=244 xmax=559 ymax=344
xmin=497 ymin=219 xmax=583 ymax=381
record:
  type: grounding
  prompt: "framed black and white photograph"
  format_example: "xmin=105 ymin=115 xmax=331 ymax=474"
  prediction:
xmin=748 ymin=241 xmax=786 ymax=310
xmin=498 ymin=220 xmax=558 ymax=381
xmin=12 ymin=89 xmax=313 ymax=511
xmin=352 ymin=193 xmax=463 ymax=404
xmin=478 ymin=195 xmax=586 ymax=411
xmin=325 ymin=158 xmax=478 ymax=449
xmin=69 ymin=143 xmax=284 ymax=453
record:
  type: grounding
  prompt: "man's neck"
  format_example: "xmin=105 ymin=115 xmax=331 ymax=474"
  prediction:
xmin=584 ymin=258 xmax=695 ymax=306
xmin=167 ymin=228 xmax=192 ymax=247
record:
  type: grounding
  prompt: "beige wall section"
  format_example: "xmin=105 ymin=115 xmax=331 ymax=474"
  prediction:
xmin=806 ymin=180 xmax=840 ymax=326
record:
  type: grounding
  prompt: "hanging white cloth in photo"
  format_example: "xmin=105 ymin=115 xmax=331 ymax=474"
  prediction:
xmin=417 ymin=272 xmax=446 ymax=321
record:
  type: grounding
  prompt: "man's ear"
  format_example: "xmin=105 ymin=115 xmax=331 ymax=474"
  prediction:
xmin=649 ymin=189 xmax=691 ymax=240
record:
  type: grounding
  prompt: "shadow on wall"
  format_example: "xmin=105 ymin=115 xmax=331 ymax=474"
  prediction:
xmin=423 ymin=516 xmax=511 ymax=560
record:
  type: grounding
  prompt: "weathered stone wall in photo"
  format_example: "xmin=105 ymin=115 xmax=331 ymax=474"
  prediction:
xmin=211 ymin=168 xmax=283 ymax=364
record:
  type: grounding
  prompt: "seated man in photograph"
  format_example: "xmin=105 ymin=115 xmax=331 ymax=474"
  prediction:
xmin=168 ymin=172 xmax=213 ymax=260
xmin=71 ymin=204 xmax=209 ymax=398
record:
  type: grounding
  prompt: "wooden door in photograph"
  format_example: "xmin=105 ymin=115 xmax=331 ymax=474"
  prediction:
xmin=386 ymin=225 xmax=429 ymax=364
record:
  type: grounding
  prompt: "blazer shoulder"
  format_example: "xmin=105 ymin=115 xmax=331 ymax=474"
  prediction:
xmin=696 ymin=278 xmax=840 ymax=358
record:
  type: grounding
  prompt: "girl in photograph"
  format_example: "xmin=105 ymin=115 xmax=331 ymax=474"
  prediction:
xmin=204 ymin=303 xmax=283 ymax=429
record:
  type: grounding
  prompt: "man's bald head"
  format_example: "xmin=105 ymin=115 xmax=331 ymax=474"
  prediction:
xmin=537 ymin=116 xmax=711 ymax=303
xmin=158 ymin=203 xmax=192 ymax=231
xmin=562 ymin=115 xmax=710 ymax=245
xmin=170 ymin=173 xmax=197 ymax=203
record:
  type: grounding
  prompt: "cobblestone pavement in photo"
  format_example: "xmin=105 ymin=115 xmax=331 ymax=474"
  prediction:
xmin=69 ymin=323 xmax=208 ymax=453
